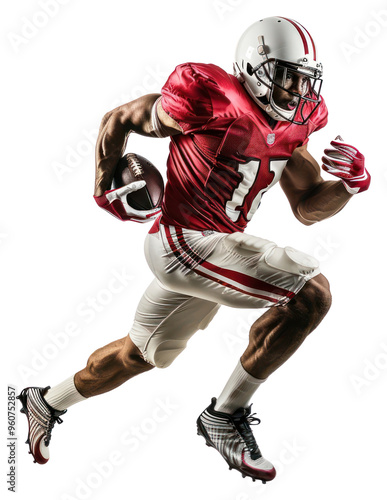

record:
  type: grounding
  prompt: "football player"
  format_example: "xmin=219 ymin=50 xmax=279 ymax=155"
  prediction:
xmin=18 ymin=17 xmax=370 ymax=483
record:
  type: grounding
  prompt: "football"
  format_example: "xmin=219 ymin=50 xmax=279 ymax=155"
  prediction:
xmin=113 ymin=153 xmax=164 ymax=210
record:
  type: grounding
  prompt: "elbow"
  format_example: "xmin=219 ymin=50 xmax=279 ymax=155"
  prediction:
xmin=296 ymin=215 xmax=315 ymax=226
xmin=294 ymin=204 xmax=318 ymax=226
xmin=100 ymin=110 xmax=114 ymax=129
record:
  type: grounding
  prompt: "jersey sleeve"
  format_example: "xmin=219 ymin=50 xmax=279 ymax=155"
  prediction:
xmin=302 ymin=97 xmax=328 ymax=145
xmin=161 ymin=63 xmax=230 ymax=134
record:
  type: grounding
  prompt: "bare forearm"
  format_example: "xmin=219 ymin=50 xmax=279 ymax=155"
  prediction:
xmin=297 ymin=180 xmax=352 ymax=225
xmin=94 ymin=113 xmax=130 ymax=197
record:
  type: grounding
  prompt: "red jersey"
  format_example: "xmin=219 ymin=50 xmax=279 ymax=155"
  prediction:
xmin=160 ymin=63 xmax=328 ymax=233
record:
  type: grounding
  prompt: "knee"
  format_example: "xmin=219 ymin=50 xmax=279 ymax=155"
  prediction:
xmin=311 ymin=274 xmax=332 ymax=311
xmin=142 ymin=339 xmax=187 ymax=369
xmin=126 ymin=331 xmax=187 ymax=369
xmin=298 ymin=273 xmax=332 ymax=321
xmin=120 ymin=337 xmax=155 ymax=372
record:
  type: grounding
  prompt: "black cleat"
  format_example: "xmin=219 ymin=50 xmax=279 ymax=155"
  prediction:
xmin=17 ymin=387 xmax=66 ymax=464
xmin=197 ymin=398 xmax=276 ymax=483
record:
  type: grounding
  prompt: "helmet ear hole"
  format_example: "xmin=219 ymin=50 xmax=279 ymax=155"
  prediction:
xmin=246 ymin=62 xmax=254 ymax=76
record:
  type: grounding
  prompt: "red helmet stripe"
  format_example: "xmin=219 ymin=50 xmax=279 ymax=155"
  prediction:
xmin=302 ymin=25 xmax=317 ymax=60
xmin=279 ymin=17 xmax=310 ymax=57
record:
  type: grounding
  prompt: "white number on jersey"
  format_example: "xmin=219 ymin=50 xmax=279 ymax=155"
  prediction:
xmin=225 ymin=158 xmax=288 ymax=223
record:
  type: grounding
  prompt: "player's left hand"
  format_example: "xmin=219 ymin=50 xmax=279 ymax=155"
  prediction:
xmin=321 ymin=136 xmax=371 ymax=194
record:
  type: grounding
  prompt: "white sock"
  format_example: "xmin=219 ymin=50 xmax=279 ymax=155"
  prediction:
xmin=214 ymin=360 xmax=266 ymax=414
xmin=44 ymin=376 xmax=86 ymax=411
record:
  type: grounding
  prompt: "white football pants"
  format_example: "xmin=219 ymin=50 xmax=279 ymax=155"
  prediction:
xmin=129 ymin=222 xmax=320 ymax=368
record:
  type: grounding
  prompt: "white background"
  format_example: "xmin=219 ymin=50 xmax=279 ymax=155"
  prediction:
xmin=2 ymin=1 xmax=387 ymax=499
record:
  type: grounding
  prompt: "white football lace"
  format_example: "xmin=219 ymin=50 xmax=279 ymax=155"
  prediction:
xmin=127 ymin=153 xmax=144 ymax=177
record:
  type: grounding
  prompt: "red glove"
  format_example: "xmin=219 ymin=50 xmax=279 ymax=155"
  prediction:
xmin=94 ymin=181 xmax=161 ymax=223
xmin=321 ymin=136 xmax=371 ymax=194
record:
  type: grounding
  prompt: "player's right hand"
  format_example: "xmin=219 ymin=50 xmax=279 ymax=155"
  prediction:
xmin=321 ymin=136 xmax=371 ymax=194
xmin=94 ymin=181 xmax=162 ymax=223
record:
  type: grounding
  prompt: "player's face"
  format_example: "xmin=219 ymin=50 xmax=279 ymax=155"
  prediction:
xmin=272 ymin=68 xmax=311 ymax=111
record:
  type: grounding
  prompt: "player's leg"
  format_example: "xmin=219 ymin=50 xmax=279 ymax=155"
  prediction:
xmin=152 ymin=223 xmax=329 ymax=482
xmin=17 ymin=337 xmax=153 ymax=464
xmin=214 ymin=273 xmax=331 ymax=413
xmin=18 ymin=277 xmax=218 ymax=464
xmin=17 ymin=334 xmax=152 ymax=465
xmin=200 ymin=273 xmax=330 ymax=483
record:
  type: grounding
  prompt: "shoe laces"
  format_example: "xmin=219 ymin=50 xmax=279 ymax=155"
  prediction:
xmin=44 ymin=413 xmax=64 ymax=446
xmin=233 ymin=406 xmax=262 ymax=459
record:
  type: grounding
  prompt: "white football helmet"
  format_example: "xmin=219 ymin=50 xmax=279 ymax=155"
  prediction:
xmin=234 ymin=17 xmax=323 ymax=125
